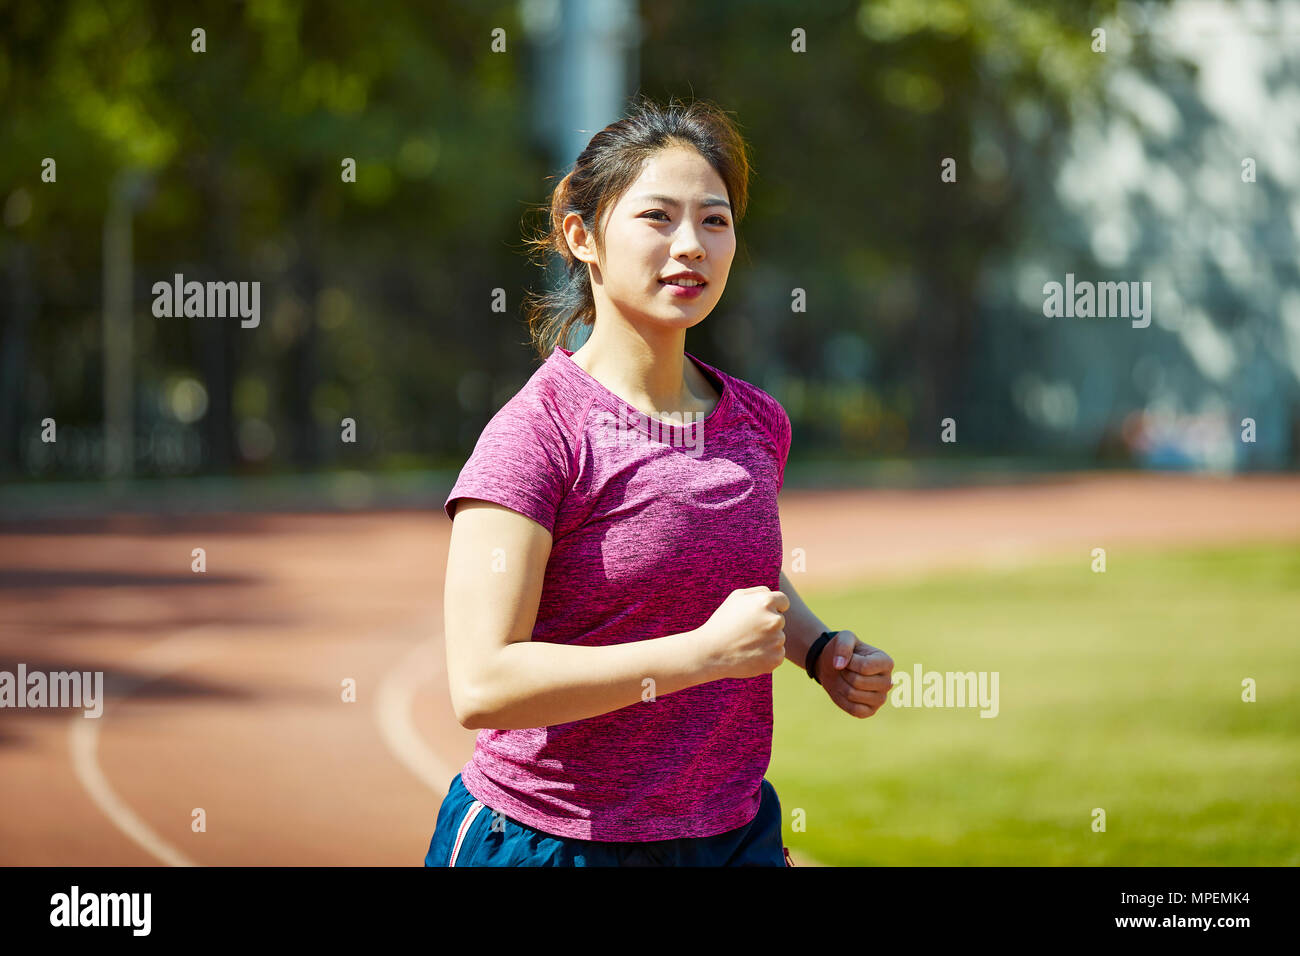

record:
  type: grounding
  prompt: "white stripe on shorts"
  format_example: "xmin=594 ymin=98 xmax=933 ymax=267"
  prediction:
xmin=448 ymin=799 xmax=486 ymax=867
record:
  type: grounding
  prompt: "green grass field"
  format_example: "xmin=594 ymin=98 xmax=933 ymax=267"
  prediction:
xmin=772 ymin=541 xmax=1300 ymax=866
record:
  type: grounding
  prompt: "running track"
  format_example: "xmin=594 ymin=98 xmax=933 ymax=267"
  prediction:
xmin=1 ymin=472 xmax=1296 ymax=866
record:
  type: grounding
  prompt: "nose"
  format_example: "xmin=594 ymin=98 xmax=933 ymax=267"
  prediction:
xmin=670 ymin=219 xmax=706 ymax=261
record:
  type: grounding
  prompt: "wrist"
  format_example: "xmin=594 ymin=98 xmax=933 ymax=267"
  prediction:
xmin=805 ymin=630 xmax=839 ymax=685
xmin=687 ymin=625 xmax=726 ymax=683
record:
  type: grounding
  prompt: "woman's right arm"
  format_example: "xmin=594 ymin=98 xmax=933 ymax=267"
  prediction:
xmin=445 ymin=499 xmax=782 ymax=730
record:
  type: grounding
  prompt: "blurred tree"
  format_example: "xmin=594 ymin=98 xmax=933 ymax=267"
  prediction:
xmin=0 ymin=0 xmax=536 ymax=477
xmin=6 ymin=0 xmax=1293 ymax=478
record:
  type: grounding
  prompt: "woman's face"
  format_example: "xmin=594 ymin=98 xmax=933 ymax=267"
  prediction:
xmin=569 ymin=145 xmax=736 ymax=331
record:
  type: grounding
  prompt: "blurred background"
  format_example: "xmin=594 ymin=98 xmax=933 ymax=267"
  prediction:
xmin=1 ymin=0 xmax=1297 ymax=867
xmin=4 ymin=0 xmax=1299 ymax=503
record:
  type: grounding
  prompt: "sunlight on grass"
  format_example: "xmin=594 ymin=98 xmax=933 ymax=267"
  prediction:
xmin=772 ymin=542 xmax=1300 ymax=865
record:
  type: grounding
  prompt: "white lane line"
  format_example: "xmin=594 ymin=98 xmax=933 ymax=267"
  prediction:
xmin=374 ymin=623 xmax=460 ymax=798
xmin=68 ymin=628 xmax=222 ymax=867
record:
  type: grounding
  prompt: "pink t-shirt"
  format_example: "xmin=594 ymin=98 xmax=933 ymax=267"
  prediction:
xmin=444 ymin=345 xmax=791 ymax=841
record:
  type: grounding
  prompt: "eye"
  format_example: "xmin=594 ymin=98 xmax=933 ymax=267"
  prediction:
xmin=642 ymin=210 xmax=730 ymax=226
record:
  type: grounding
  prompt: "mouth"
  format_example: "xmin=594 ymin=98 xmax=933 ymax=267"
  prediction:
xmin=659 ymin=278 xmax=708 ymax=288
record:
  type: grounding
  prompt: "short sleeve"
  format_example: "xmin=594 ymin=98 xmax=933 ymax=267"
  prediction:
xmin=773 ymin=400 xmax=793 ymax=491
xmin=746 ymin=386 xmax=793 ymax=492
xmin=443 ymin=389 xmax=576 ymax=534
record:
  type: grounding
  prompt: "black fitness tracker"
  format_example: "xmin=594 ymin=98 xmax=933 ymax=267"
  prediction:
xmin=805 ymin=630 xmax=840 ymax=685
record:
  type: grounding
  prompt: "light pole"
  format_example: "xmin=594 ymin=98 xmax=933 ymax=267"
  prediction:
xmin=101 ymin=168 xmax=150 ymax=481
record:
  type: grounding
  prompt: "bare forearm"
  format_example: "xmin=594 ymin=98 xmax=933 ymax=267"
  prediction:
xmin=468 ymin=628 xmax=719 ymax=730
xmin=779 ymin=570 xmax=832 ymax=673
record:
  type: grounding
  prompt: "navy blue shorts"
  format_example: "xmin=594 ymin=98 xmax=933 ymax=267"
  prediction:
xmin=423 ymin=772 xmax=791 ymax=867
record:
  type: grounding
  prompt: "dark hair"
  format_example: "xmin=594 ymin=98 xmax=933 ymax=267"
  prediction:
xmin=520 ymin=94 xmax=753 ymax=360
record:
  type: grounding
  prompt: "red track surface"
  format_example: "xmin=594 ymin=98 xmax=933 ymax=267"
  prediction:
xmin=1 ymin=472 xmax=1296 ymax=865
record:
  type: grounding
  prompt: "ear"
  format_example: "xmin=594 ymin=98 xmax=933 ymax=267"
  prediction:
xmin=562 ymin=211 xmax=598 ymax=266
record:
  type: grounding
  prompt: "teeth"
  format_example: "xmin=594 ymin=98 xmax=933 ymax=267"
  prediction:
xmin=665 ymin=279 xmax=703 ymax=287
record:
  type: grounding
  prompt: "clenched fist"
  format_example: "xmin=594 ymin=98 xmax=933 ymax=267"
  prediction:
xmin=696 ymin=586 xmax=791 ymax=680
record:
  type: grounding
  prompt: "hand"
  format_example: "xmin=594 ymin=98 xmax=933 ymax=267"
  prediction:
xmin=817 ymin=630 xmax=894 ymax=719
xmin=697 ymin=586 xmax=790 ymax=680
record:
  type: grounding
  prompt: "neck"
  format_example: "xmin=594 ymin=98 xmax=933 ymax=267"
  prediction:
xmin=570 ymin=321 xmax=702 ymax=417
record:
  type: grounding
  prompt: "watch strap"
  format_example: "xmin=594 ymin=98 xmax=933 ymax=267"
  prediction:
xmin=805 ymin=630 xmax=840 ymax=685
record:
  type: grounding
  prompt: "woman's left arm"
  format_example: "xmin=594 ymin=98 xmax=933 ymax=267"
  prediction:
xmin=777 ymin=569 xmax=832 ymax=672
xmin=778 ymin=570 xmax=896 ymax=719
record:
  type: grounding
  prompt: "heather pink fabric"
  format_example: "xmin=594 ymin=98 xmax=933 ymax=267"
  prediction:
xmin=444 ymin=345 xmax=791 ymax=841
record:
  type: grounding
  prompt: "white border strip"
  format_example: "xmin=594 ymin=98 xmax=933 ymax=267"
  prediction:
xmin=448 ymin=800 xmax=485 ymax=866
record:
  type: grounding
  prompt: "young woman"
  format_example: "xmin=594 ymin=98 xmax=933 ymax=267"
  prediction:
xmin=423 ymin=95 xmax=894 ymax=867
